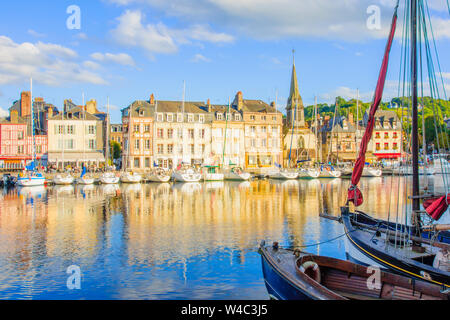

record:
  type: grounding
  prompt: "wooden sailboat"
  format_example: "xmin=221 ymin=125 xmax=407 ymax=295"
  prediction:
xmin=336 ymin=0 xmax=450 ymax=289
xmin=259 ymin=241 xmax=448 ymax=300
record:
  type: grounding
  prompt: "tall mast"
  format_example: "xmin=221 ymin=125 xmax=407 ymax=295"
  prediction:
xmin=223 ymin=97 xmax=230 ymax=168
xmin=411 ymin=0 xmax=420 ymax=213
xmin=30 ymin=78 xmax=36 ymax=168
xmin=82 ymin=92 xmax=85 ymax=168
xmin=314 ymin=96 xmax=318 ymax=165
xmin=356 ymin=89 xmax=359 ymax=155
xmin=106 ymin=97 xmax=110 ymax=166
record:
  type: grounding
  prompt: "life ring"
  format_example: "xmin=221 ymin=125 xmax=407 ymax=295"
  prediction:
xmin=299 ymin=261 xmax=321 ymax=283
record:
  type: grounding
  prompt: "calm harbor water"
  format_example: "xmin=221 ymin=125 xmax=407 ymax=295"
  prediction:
xmin=0 ymin=176 xmax=448 ymax=300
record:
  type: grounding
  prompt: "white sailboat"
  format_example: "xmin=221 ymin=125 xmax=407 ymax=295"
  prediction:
xmin=202 ymin=165 xmax=224 ymax=181
xmin=298 ymin=96 xmax=320 ymax=179
xmin=268 ymin=169 xmax=299 ymax=180
xmin=76 ymin=93 xmax=94 ymax=185
xmin=147 ymin=168 xmax=171 ymax=183
xmin=120 ymin=101 xmax=142 ymax=184
xmin=224 ymin=167 xmax=251 ymax=181
xmin=172 ymin=165 xmax=202 ymax=182
xmin=100 ymin=97 xmax=120 ymax=184
xmin=53 ymin=96 xmax=74 ymax=185
xmin=17 ymin=78 xmax=46 ymax=187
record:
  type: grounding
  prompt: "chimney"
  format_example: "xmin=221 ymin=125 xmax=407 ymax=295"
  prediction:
xmin=20 ymin=91 xmax=31 ymax=117
xmin=236 ymin=91 xmax=244 ymax=111
xmin=150 ymin=94 xmax=155 ymax=105
xmin=207 ymin=99 xmax=211 ymax=113
xmin=10 ymin=110 xmax=19 ymax=123
xmin=47 ymin=106 xmax=53 ymax=118
xmin=270 ymin=101 xmax=276 ymax=110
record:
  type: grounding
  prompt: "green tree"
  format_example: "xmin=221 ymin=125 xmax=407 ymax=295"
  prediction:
xmin=110 ymin=141 xmax=121 ymax=160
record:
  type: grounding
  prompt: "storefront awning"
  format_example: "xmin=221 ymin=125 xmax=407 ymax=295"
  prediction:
xmin=48 ymin=152 xmax=105 ymax=163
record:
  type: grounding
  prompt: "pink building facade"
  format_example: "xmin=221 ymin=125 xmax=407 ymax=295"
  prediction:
xmin=0 ymin=123 xmax=48 ymax=171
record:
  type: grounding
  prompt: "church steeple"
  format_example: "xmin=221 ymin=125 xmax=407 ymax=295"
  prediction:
xmin=286 ymin=50 xmax=305 ymax=128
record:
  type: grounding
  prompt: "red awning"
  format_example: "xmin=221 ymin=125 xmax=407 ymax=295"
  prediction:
xmin=373 ymin=153 xmax=401 ymax=159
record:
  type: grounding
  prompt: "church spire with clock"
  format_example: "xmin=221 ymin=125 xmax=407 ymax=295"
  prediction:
xmin=286 ymin=50 xmax=305 ymax=128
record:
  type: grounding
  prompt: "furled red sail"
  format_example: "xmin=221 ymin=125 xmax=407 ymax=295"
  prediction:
xmin=348 ymin=8 xmax=398 ymax=207
xmin=423 ymin=195 xmax=450 ymax=221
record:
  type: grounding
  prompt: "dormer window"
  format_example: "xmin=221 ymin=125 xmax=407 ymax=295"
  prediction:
xmin=199 ymin=115 xmax=205 ymax=123
xmin=217 ymin=113 xmax=223 ymax=121
xmin=235 ymin=114 xmax=241 ymax=121
xmin=188 ymin=114 xmax=194 ymax=123
xmin=177 ymin=113 xmax=183 ymax=122
xmin=167 ymin=114 xmax=173 ymax=122
xmin=157 ymin=113 xmax=163 ymax=122
xmin=139 ymin=109 xmax=145 ymax=117
xmin=226 ymin=113 xmax=231 ymax=121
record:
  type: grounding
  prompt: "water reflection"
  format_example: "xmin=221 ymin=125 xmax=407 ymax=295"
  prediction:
xmin=0 ymin=175 xmax=447 ymax=299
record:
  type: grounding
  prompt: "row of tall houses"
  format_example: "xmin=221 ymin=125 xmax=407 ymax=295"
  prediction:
xmin=0 ymin=59 xmax=403 ymax=172
xmin=120 ymin=91 xmax=284 ymax=173
xmin=0 ymin=93 xmax=107 ymax=171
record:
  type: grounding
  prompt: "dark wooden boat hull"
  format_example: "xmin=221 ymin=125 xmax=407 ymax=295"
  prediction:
xmin=342 ymin=208 xmax=450 ymax=289
xmin=260 ymin=249 xmax=314 ymax=300
xmin=260 ymin=243 xmax=448 ymax=300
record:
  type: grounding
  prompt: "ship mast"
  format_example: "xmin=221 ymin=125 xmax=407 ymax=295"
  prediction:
xmin=411 ymin=0 xmax=420 ymax=216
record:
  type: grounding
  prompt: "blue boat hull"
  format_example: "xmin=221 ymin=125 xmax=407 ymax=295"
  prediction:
xmin=260 ymin=250 xmax=313 ymax=300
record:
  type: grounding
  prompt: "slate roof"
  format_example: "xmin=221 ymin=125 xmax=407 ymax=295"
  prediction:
xmin=49 ymin=106 xmax=100 ymax=121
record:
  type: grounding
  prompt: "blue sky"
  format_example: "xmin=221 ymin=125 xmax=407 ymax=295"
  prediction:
xmin=0 ymin=0 xmax=449 ymax=123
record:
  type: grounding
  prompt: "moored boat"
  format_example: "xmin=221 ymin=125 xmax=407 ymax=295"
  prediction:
xmin=99 ymin=172 xmax=120 ymax=184
xmin=224 ymin=167 xmax=251 ymax=181
xmin=120 ymin=171 xmax=142 ymax=183
xmin=297 ymin=168 xmax=320 ymax=179
xmin=53 ymin=173 xmax=75 ymax=185
xmin=17 ymin=172 xmax=46 ymax=187
xmin=202 ymin=165 xmax=224 ymax=181
xmin=172 ymin=166 xmax=202 ymax=182
xmin=361 ymin=167 xmax=383 ymax=177
xmin=268 ymin=169 xmax=299 ymax=180
xmin=75 ymin=166 xmax=94 ymax=185
xmin=260 ymin=242 xmax=448 ymax=300
xmin=147 ymin=168 xmax=171 ymax=183
xmin=318 ymin=166 xmax=342 ymax=178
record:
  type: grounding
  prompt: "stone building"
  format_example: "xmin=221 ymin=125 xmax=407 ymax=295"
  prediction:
xmin=232 ymin=91 xmax=283 ymax=173
xmin=209 ymin=99 xmax=246 ymax=168
xmin=152 ymin=95 xmax=212 ymax=169
xmin=47 ymin=106 xmax=105 ymax=169
xmin=121 ymin=99 xmax=154 ymax=171
xmin=364 ymin=110 xmax=403 ymax=160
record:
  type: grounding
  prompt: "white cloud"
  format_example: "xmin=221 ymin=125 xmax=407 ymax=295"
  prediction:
xmin=91 ymin=52 xmax=136 ymax=66
xmin=319 ymin=86 xmax=374 ymax=104
xmin=110 ymin=9 xmax=234 ymax=56
xmin=190 ymin=53 xmax=211 ymax=63
xmin=0 ymin=108 xmax=8 ymax=117
xmin=106 ymin=0 xmax=450 ymax=41
xmin=28 ymin=29 xmax=46 ymax=38
xmin=76 ymin=33 xmax=88 ymax=40
xmin=83 ymin=60 xmax=102 ymax=70
xmin=0 ymin=35 xmax=107 ymax=86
